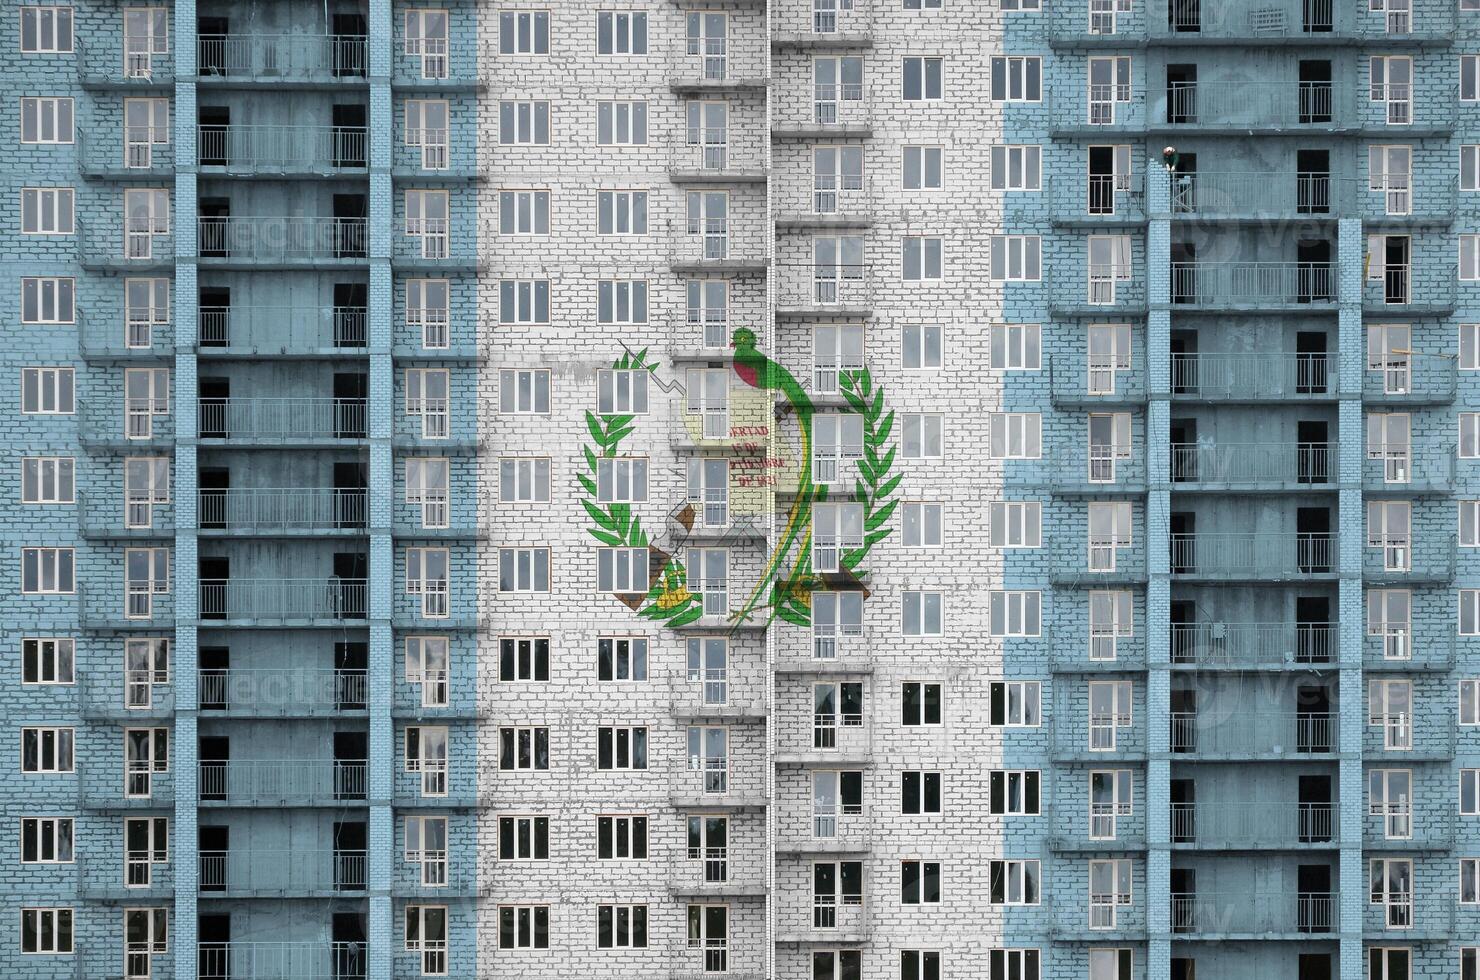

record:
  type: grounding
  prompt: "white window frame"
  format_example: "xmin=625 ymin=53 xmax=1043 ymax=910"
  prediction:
xmin=498 ymin=189 xmax=550 ymax=236
xmin=990 ymin=145 xmax=1042 ymax=191
xmin=498 ymin=100 xmax=550 ymax=145
xmin=20 ymin=457 xmax=74 ymax=504
xmin=20 ymin=6 xmax=73 ymax=54
xmin=596 ymin=11 xmax=648 ymax=55
xmin=990 ymin=501 xmax=1042 ymax=549
xmin=597 ymin=100 xmax=647 ymax=145
xmin=20 ymin=187 xmax=73 ymax=235
xmin=405 ymin=457 xmax=451 ymax=529
xmin=498 ymin=457 xmax=551 ymax=504
xmin=406 ymin=547 xmax=451 ymax=618
xmin=21 ymin=547 xmax=74 ymax=594
xmin=406 ymin=278 xmax=449 ymax=348
xmin=990 ymin=680 xmax=1042 ymax=725
xmin=989 ymin=592 xmax=1042 ymax=638
xmin=21 ymin=367 xmax=74 ymax=414
xmin=498 ymin=10 xmax=549 ymax=55
xmin=498 ymin=547 xmax=551 ymax=592
xmin=902 ymin=502 xmax=943 ymax=548
xmin=990 ymin=236 xmax=1042 ymax=281
xmin=20 ymin=97 xmax=73 ymax=144
xmin=902 ymin=591 xmax=943 ymax=636
xmin=497 ymin=813 xmax=550 ymax=861
xmin=21 ymin=638 xmax=74 ymax=685
xmin=598 ymin=369 xmax=651 ymax=415
xmin=498 ymin=368 xmax=551 ymax=414
xmin=598 ymin=546 xmax=650 ymax=594
xmin=20 ymin=817 xmax=74 ymax=863
xmin=405 ymin=636 xmax=450 ymax=708
xmin=20 ymin=277 xmax=74 ymax=325
xmin=989 ymin=57 xmax=1042 ymax=102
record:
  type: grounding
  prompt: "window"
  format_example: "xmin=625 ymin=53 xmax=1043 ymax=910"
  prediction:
xmin=1088 ymin=235 xmax=1133 ymax=303
xmin=20 ymin=277 xmax=73 ymax=324
xmin=990 ymin=235 xmax=1042 ymax=281
xmin=1369 ymin=499 xmax=1412 ymax=572
xmin=687 ymin=369 xmax=730 ymax=440
xmin=1087 ymin=57 xmax=1133 ymax=125
xmin=1465 ymin=948 xmax=1478 ymax=980
xmin=685 ymin=548 xmax=728 ymax=616
xmin=597 ymin=101 xmax=647 ymax=145
xmin=598 ymin=190 xmax=647 ymax=235
xmin=902 ymin=771 xmax=942 ymax=814
xmin=123 ymin=277 xmax=168 ymax=348
xmin=499 ymin=100 xmax=550 ymax=144
xmin=122 ymin=638 xmax=168 ymax=710
xmin=903 ymin=145 xmax=943 ymax=190
xmin=122 ymin=188 xmax=169 ymax=259
xmin=902 ymin=57 xmax=943 ymax=101
xmin=687 ymin=458 xmax=728 ymax=527
xmin=989 ymin=950 xmax=1041 ymax=980
xmin=405 ymin=9 xmax=449 ymax=79
xmin=123 ymin=727 xmax=168 ymax=797
xmin=1370 ymin=145 xmax=1412 ymax=215
xmin=1466 ymin=55 xmax=1480 ymax=100
xmin=499 ymin=905 xmax=550 ymax=949
xmin=406 ymin=279 xmax=449 ymax=348
xmin=1370 ymin=857 xmax=1414 ymax=928
xmin=123 ymin=547 xmax=169 ymax=618
xmin=1464 ymin=324 xmax=1480 ymax=371
xmin=499 ymin=10 xmax=549 ymax=54
xmin=497 ymin=814 xmax=549 ymax=860
xmin=598 ymin=637 xmax=648 ymax=682
xmin=1091 ymin=950 xmax=1134 ymax=980
xmin=122 ymin=7 xmax=167 ymax=78
xmin=1463 ymin=679 xmax=1480 ymax=726
xmin=20 ymin=188 xmax=72 ymax=235
xmin=123 ymin=817 xmax=168 ymax=888
xmin=814 ymin=56 xmax=865 ymax=124
xmin=1088 ymin=680 xmax=1133 ymax=749
xmin=406 ymin=368 xmax=450 ymax=438
xmin=818 ymin=951 xmax=864 ymax=980
xmin=405 ymin=189 xmax=449 ymax=258
xmin=813 ymin=323 xmax=865 ymax=394
xmin=596 ymin=457 xmax=648 ymax=504
xmin=405 ymin=905 xmax=449 ymax=974
xmin=905 ymin=0 xmax=944 ymax=8
xmin=598 ymin=546 xmax=649 ymax=594
xmin=990 ymin=501 xmax=1042 ymax=548
xmin=499 ymin=637 xmax=549 ymax=683
xmin=20 ymin=97 xmax=72 ymax=143
xmin=990 ymin=324 xmax=1041 ymax=370
xmin=406 ymin=458 xmax=449 ymax=528
xmin=20 ymin=6 xmax=72 ymax=52
xmin=1463 ymin=590 xmax=1480 ymax=635
xmin=813 ymin=591 xmax=864 ymax=658
xmin=21 ymin=817 xmax=73 ymax=863
xmin=21 ymin=367 xmax=73 ymax=414
xmin=406 ymin=815 xmax=449 ymax=886
xmin=903 ymin=591 xmax=942 ymax=636
xmin=1370 ymin=56 xmax=1413 ymax=125
xmin=21 ymin=638 xmax=73 ymax=685
xmin=405 ymin=100 xmax=449 ymax=170
xmin=598 ymin=369 xmax=650 ymax=414
xmin=1464 ymin=413 xmax=1480 ymax=458
xmin=499 ymin=369 xmax=551 ymax=414
xmin=597 ymin=11 xmax=647 ymax=54
xmin=499 ymin=458 xmax=550 ymax=504
xmin=988 ymin=413 xmax=1042 ymax=459
xmin=22 ymin=548 xmax=73 ymax=594
xmin=124 ymin=913 xmax=167 ymax=980
xmin=896 ymin=324 xmax=943 ymax=373
xmin=1370 ymin=768 xmax=1413 ymax=838
xmin=901 ymin=682 xmax=942 ymax=726
xmin=598 ymin=279 xmax=648 ymax=324
xmin=1091 ymin=769 xmax=1134 ymax=838
xmin=989 ymin=591 xmax=1041 ymax=637
xmin=989 ymin=680 xmax=1042 ymax=725
xmin=990 ymin=57 xmax=1042 ymax=101
xmin=1463 ymin=768 xmax=1479 ymax=814
xmin=20 ymin=457 xmax=73 ymax=505
xmin=499 ymin=727 xmax=550 ymax=770
xmin=1087 ymin=501 xmax=1133 ymax=570
xmin=991 ymin=145 xmax=1041 ymax=191
xmin=903 ymin=502 xmax=943 ymax=547
xmin=499 ymin=189 xmax=549 ymax=236
xmin=1463 ymin=858 xmax=1479 ymax=904
xmin=1465 ymin=236 xmax=1480 ymax=280
xmin=596 ymin=905 xmax=648 ymax=949
xmin=406 ymin=547 xmax=450 ymax=617
xmin=498 ymin=547 xmax=550 ymax=592
xmin=597 ymin=814 xmax=648 ymax=859
xmin=1089 ymin=860 xmax=1133 ymax=928
xmin=902 ymin=236 xmax=943 ymax=282
xmin=901 ymin=860 xmax=942 ymax=904
xmin=405 ymin=726 xmax=449 ymax=796
xmin=990 ymin=770 xmax=1040 ymax=815
xmin=1089 ymin=591 xmax=1134 ymax=660
xmin=20 ymin=908 xmax=72 ymax=953
xmin=988 ymin=859 xmax=1040 ymax=904
xmin=903 ymin=414 xmax=943 ymax=458
xmin=689 ymin=279 xmax=728 ymax=348
xmin=405 ymin=636 xmax=449 ymax=707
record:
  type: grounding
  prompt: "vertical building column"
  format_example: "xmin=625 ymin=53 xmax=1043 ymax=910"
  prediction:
xmin=762 ymin=1 xmax=776 ymax=976
xmin=1144 ymin=173 xmax=1172 ymax=978
xmin=1335 ymin=217 xmax=1365 ymax=980
xmin=172 ymin=0 xmax=200 ymax=969
xmin=366 ymin=0 xmax=394 ymax=973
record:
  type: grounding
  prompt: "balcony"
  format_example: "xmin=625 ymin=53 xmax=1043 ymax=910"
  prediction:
xmin=1046 ymin=446 xmax=1148 ymax=495
xmin=78 ymin=669 xmax=175 ymax=720
xmin=197 ymin=217 xmax=368 ymax=267
xmin=77 ymin=852 xmax=172 ymax=900
xmin=771 ymin=90 xmax=873 ymax=138
xmin=197 ymin=34 xmax=368 ymax=84
xmin=1362 ymin=540 xmax=1455 ymax=585
xmin=1170 ymin=710 xmax=1336 ymax=757
xmin=1362 ymin=356 xmax=1457 ymax=405
xmin=1047 ymin=264 xmax=1148 ymax=317
xmin=198 ymin=305 xmax=367 ymax=357
xmin=777 ymin=807 xmax=872 ymax=855
xmin=1150 ymin=0 xmax=1342 ymax=40
xmin=1168 ymin=442 xmax=1337 ymax=491
xmin=1362 ymin=443 xmax=1455 ymax=494
xmin=198 ymin=577 xmax=368 ymax=625
xmin=775 ymin=264 xmax=873 ymax=316
xmin=668 ymin=224 xmax=767 ymax=274
xmin=1363 ymin=894 xmax=1458 ymax=941
xmin=1163 ymin=171 xmax=1348 ymax=219
xmin=1362 ymin=265 xmax=1457 ymax=314
xmin=74 ymin=37 xmax=174 ymax=90
xmin=1049 ymin=632 xmax=1148 ymax=673
xmin=198 ymin=488 xmax=368 ymax=536
xmin=77 ymin=126 xmax=175 ymax=179
xmin=1170 ymin=892 xmax=1337 ymax=938
xmin=667 ymin=36 xmax=769 ymax=92
xmin=1049 ymin=356 xmax=1148 ymax=408
xmin=1170 ymin=532 xmax=1335 ymax=581
xmin=78 ymin=581 xmax=174 ymax=631
xmin=1168 ymin=353 xmax=1337 ymax=401
xmin=1364 ymin=712 xmax=1456 ymax=760
xmin=198 ymin=942 xmax=367 ymax=980
xmin=199 ymin=848 xmax=366 ymax=897
xmin=776 ymin=897 xmax=868 ymax=944
xmin=667 ymin=850 xmax=768 ymax=898
xmin=1050 ymin=540 xmax=1148 ymax=586
xmin=77 ymin=490 xmax=174 ymax=541
xmin=668 ymin=765 xmax=767 ymax=810
xmin=1170 ymin=801 xmax=1337 ymax=849
xmin=77 ymin=219 xmax=173 ymax=270
xmin=668 ymin=136 xmax=769 ymax=184
xmin=1050 ymin=716 xmax=1146 ymax=761
xmin=1170 ymin=262 xmax=1336 ymax=310
xmin=78 ymin=397 xmax=174 ymax=450
xmin=77 ymin=307 xmax=173 ymax=361
xmin=1169 ymin=621 xmax=1336 ymax=668
xmin=1048 ymin=806 xmax=1147 ymax=852
xmin=197 ymin=124 xmax=368 ymax=176
xmin=774 ymin=174 xmax=876 ymax=229
xmin=1155 ymin=80 xmax=1349 ymax=131
xmin=1050 ymin=172 xmax=1147 ymax=225
xmin=198 ymin=759 xmax=368 ymax=806
xmin=198 ymin=398 xmax=368 ymax=446
xmin=668 ymin=675 xmax=766 ymax=723
xmin=1363 ymin=631 xmax=1455 ymax=671
xmin=775 ymin=715 xmax=872 ymax=764
xmin=773 ymin=0 xmax=874 ymax=47
xmin=199 ymin=668 xmax=368 ymax=717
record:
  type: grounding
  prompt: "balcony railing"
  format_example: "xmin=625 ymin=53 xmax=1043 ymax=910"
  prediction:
xmin=1362 ymin=355 xmax=1457 ymax=403
xmin=669 ymin=135 xmax=768 ymax=177
xmin=1169 ymin=622 xmax=1336 ymax=667
xmin=198 ymin=217 xmax=368 ymax=263
xmin=198 ymin=398 xmax=368 ymax=443
xmin=775 ymin=173 xmax=876 ymax=220
xmin=1167 ymin=171 xmax=1348 ymax=217
xmin=1171 ymin=892 xmax=1338 ymax=935
xmin=199 ymin=668 xmax=368 ymax=714
xmin=1362 ymin=539 xmax=1455 ymax=583
xmin=197 ymin=33 xmax=368 ymax=81
xmin=197 ymin=124 xmax=368 ymax=172
xmin=199 ymin=848 xmax=366 ymax=894
xmin=1153 ymin=0 xmax=1337 ymax=37
xmin=1170 ymin=801 xmax=1336 ymax=847
xmin=198 ymin=759 xmax=368 ymax=805
xmin=1160 ymin=80 xmax=1343 ymax=128
xmin=1052 ymin=172 xmax=1146 ymax=221
xmin=1050 ymin=539 xmax=1148 ymax=585
xmin=1170 ymin=711 xmax=1336 ymax=755
xmin=1363 ymin=442 xmax=1455 ymax=492
xmin=1169 ymin=442 xmax=1335 ymax=487
xmin=77 ymin=219 xmax=173 ymax=267
xmin=1169 ymin=353 xmax=1334 ymax=400
xmin=776 ymin=263 xmax=873 ymax=311
xmin=198 ymin=305 xmax=367 ymax=353
xmin=666 ymin=36 xmax=769 ymax=88
xmin=1362 ymin=265 xmax=1457 ymax=312
xmin=198 ymin=488 xmax=367 ymax=531
xmin=1049 ymin=356 xmax=1147 ymax=405
xmin=1171 ymin=262 xmax=1335 ymax=307
xmin=198 ymin=577 xmax=368 ymax=621
xmin=1363 ymin=631 xmax=1455 ymax=671
xmin=197 ymin=942 xmax=367 ymax=980
xmin=1170 ymin=532 xmax=1334 ymax=579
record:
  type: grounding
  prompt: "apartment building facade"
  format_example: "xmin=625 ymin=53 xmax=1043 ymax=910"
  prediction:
xmin=3 ymin=0 xmax=1480 ymax=979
